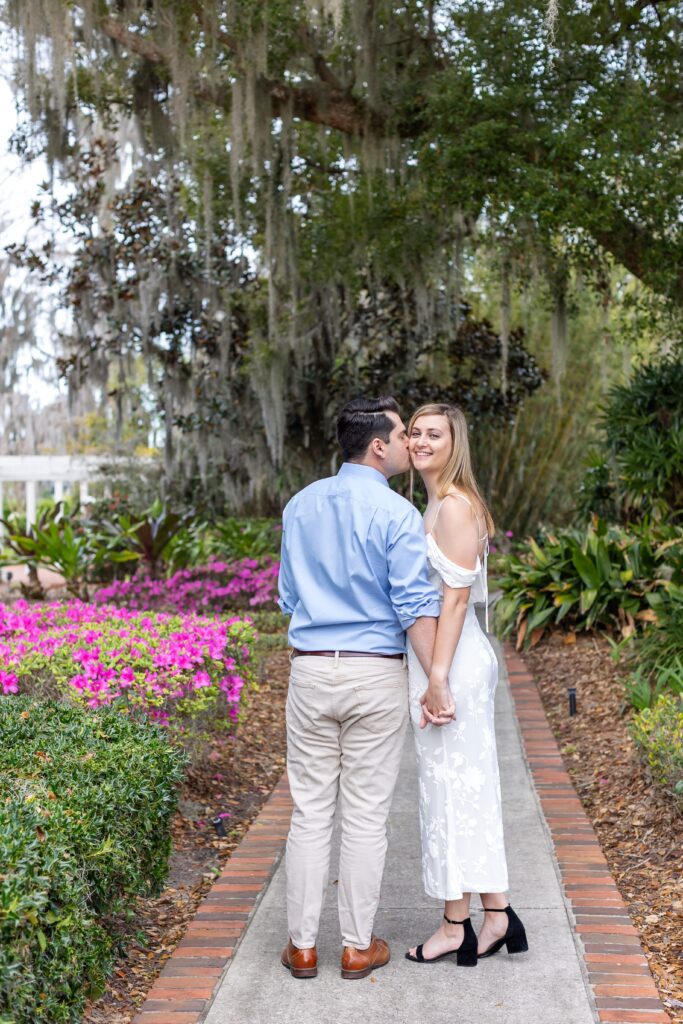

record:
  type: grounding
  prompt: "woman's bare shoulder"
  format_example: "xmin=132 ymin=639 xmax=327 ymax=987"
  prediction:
xmin=438 ymin=491 xmax=479 ymax=527
xmin=432 ymin=493 xmax=480 ymax=565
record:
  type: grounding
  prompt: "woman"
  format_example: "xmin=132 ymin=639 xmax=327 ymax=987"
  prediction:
xmin=404 ymin=403 xmax=527 ymax=967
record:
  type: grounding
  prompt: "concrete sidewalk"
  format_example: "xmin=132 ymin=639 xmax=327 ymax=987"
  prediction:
xmin=203 ymin=643 xmax=598 ymax=1024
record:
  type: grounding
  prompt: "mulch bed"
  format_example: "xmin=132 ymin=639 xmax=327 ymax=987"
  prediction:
xmin=525 ymin=632 xmax=683 ymax=1023
xmin=82 ymin=648 xmax=290 ymax=1024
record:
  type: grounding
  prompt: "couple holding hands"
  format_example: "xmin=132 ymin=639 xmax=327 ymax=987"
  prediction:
xmin=277 ymin=396 xmax=528 ymax=980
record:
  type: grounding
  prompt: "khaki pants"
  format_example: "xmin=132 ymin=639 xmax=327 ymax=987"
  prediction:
xmin=285 ymin=654 xmax=408 ymax=950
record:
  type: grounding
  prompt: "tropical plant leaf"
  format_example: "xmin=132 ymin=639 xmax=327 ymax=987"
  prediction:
xmin=572 ymin=548 xmax=601 ymax=590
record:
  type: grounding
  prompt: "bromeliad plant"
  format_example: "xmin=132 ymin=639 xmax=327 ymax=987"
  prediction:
xmin=494 ymin=519 xmax=683 ymax=649
xmin=93 ymin=499 xmax=193 ymax=578
xmin=10 ymin=517 xmax=106 ymax=601
xmin=0 ymin=600 xmax=255 ymax=744
xmin=0 ymin=503 xmax=84 ymax=600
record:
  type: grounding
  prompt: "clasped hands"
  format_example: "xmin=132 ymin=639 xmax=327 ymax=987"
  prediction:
xmin=419 ymin=676 xmax=456 ymax=730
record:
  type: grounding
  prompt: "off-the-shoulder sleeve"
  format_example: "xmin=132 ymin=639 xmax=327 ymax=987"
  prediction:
xmin=428 ymin=536 xmax=479 ymax=590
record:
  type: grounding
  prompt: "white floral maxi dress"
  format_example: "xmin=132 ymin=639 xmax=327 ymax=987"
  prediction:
xmin=407 ymin=504 xmax=509 ymax=901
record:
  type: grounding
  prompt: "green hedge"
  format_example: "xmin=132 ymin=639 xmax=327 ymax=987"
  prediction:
xmin=0 ymin=697 xmax=186 ymax=1023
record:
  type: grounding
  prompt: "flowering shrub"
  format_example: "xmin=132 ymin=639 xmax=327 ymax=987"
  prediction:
xmin=630 ymin=695 xmax=683 ymax=810
xmin=93 ymin=557 xmax=280 ymax=614
xmin=0 ymin=600 xmax=255 ymax=739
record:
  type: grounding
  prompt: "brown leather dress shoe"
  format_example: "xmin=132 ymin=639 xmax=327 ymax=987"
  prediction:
xmin=281 ymin=940 xmax=318 ymax=979
xmin=341 ymin=935 xmax=390 ymax=980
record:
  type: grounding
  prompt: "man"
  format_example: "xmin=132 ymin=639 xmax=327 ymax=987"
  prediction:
xmin=278 ymin=395 xmax=440 ymax=980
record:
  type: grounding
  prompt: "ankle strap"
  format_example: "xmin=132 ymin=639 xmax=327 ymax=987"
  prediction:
xmin=443 ymin=914 xmax=469 ymax=925
xmin=481 ymin=904 xmax=511 ymax=912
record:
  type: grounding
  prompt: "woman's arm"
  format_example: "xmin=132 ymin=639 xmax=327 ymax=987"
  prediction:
xmin=420 ymin=495 xmax=480 ymax=729
xmin=419 ymin=585 xmax=470 ymax=728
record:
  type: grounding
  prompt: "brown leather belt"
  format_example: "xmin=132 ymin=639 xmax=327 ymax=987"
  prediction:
xmin=291 ymin=649 xmax=404 ymax=660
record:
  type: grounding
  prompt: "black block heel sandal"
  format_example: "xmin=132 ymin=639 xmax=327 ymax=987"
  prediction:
xmin=478 ymin=905 xmax=529 ymax=959
xmin=405 ymin=915 xmax=479 ymax=967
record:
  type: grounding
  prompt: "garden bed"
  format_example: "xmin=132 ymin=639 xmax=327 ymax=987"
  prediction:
xmin=82 ymin=647 xmax=289 ymax=1024
xmin=525 ymin=633 xmax=683 ymax=1023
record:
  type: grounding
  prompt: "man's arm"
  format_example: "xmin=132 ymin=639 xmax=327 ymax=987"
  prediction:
xmin=386 ymin=507 xmax=441 ymax=661
xmin=406 ymin=616 xmax=437 ymax=675
xmin=277 ymin=514 xmax=298 ymax=617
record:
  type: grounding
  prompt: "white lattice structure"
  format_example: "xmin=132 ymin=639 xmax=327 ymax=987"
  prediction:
xmin=0 ymin=455 xmax=110 ymax=532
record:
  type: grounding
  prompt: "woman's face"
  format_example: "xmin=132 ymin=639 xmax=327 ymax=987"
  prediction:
xmin=409 ymin=414 xmax=453 ymax=475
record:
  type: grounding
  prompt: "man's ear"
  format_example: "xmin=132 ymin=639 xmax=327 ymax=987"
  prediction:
xmin=371 ymin=436 xmax=385 ymax=459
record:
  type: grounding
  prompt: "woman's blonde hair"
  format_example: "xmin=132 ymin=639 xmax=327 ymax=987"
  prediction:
xmin=408 ymin=403 xmax=495 ymax=535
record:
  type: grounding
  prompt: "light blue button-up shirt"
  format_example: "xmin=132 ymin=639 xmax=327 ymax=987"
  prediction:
xmin=278 ymin=463 xmax=441 ymax=654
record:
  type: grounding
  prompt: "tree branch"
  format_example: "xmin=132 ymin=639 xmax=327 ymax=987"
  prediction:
xmin=591 ymin=213 xmax=682 ymax=303
xmin=266 ymin=79 xmax=384 ymax=136
xmin=99 ymin=15 xmax=383 ymax=137
xmin=100 ymin=17 xmax=167 ymax=65
xmin=296 ymin=24 xmax=346 ymax=91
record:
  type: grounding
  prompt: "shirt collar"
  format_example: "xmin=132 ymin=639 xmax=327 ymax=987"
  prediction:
xmin=338 ymin=462 xmax=390 ymax=488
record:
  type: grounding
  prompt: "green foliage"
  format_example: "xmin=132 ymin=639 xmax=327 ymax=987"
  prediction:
xmin=6 ymin=0 xmax=682 ymax=512
xmin=253 ymin=632 xmax=289 ymax=654
xmin=246 ymin=609 xmax=288 ymax=634
xmin=11 ymin=154 xmax=545 ymax=513
xmin=209 ymin=518 xmax=282 ymax=562
xmin=0 ymin=697 xmax=186 ymax=1023
xmin=10 ymin=0 xmax=682 ymax=300
xmin=577 ymin=354 xmax=683 ymax=523
xmin=0 ymin=785 xmax=111 ymax=1024
xmin=0 ymin=504 xmax=78 ymax=601
xmin=625 ymin=661 xmax=683 ymax=713
xmin=622 ymin=584 xmax=683 ymax=710
xmin=94 ymin=499 xmax=192 ymax=578
xmin=471 ymin=263 xmax=631 ymax=536
xmin=630 ymin=695 xmax=683 ymax=809
xmin=9 ymin=519 xmax=104 ymax=601
xmin=576 ymin=453 xmax=619 ymax=525
xmin=2 ymin=500 xmax=284 ymax=598
xmin=494 ymin=520 xmax=682 ymax=648
xmin=163 ymin=520 xmax=214 ymax=572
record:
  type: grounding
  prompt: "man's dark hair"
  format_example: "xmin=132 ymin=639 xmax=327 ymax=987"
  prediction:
xmin=336 ymin=396 xmax=401 ymax=462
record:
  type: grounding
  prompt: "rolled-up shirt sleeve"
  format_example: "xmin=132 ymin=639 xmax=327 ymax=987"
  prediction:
xmin=277 ymin=518 xmax=298 ymax=617
xmin=386 ymin=509 xmax=441 ymax=628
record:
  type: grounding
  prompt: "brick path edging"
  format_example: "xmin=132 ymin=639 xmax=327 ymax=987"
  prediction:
xmin=504 ymin=643 xmax=671 ymax=1024
xmin=131 ymin=775 xmax=293 ymax=1024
